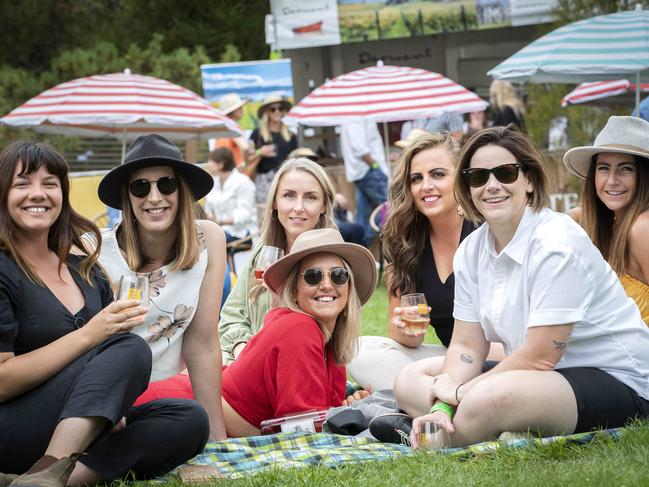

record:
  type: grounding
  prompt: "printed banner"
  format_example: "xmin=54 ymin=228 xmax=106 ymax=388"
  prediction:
xmin=268 ymin=0 xmax=341 ymax=49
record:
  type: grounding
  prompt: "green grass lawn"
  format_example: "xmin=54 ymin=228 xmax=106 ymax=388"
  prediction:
xmin=128 ymin=283 xmax=649 ymax=486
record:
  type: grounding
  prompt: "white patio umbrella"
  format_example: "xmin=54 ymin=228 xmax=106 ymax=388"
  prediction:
xmin=0 ymin=71 xmax=242 ymax=158
xmin=561 ymin=79 xmax=649 ymax=107
xmin=488 ymin=5 xmax=649 ymax=111
xmin=284 ymin=62 xmax=488 ymax=158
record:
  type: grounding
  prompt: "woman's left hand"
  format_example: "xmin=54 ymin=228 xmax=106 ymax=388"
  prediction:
xmin=431 ymin=373 xmax=461 ymax=406
xmin=342 ymin=389 xmax=371 ymax=406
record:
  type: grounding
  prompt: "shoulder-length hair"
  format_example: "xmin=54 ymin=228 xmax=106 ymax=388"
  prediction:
xmin=0 ymin=140 xmax=102 ymax=284
xmin=383 ymin=132 xmax=461 ymax=297
xmin=454 ymin=125 xmax=549 ymax=224
xmin=490 ymin=80 xmax=526 ymax=116
xmin=250 ymin=158 xmax=338 ymax=302
xmin=580 ymin=154 xmax=649 ymax=275
xmin=117 ymin=170 xmax=200 ymax=272
xmin=274 ymin=256 xmax=360 ymax=364
xmin=258 ymin=111 xmax=292 ymax=143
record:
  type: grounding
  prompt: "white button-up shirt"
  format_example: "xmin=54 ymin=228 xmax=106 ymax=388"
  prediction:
xmin=204 ymin=169 xmax=258 ymax=239
xmin=339 ymin=121 xmax=389 ymax=182
xmin=453 ymin=207 xmax=649 ymax=400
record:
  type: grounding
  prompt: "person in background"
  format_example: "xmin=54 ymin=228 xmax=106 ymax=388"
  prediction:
xmin=288 ymin=147 xmax=319 ymax=162
xmin=333 ymin=193 xmax=365 ymax=246
xmin=248 ymin=95 xmax=297 ymax=204
xmin=348 ymin=132 xmax=502 ymax=392
xmin=339 ymin=120 xmax=389 ymax=247
xmin=400 ymin=113 xmax=463 ymax=142
xmin=96 ymin=134 xmax=227 ymax=441
xmin=564 ymin=116 xmax=649 ymax=325
xmin=204 ymin=147 xmax=257 ymax=244
xmin=219 ymin=158 xmax=338 ymax=364
xmin=0 ymin=141 xmax=207 ymax=485
xmin=631 ymin=95 xmax=649 ymax=122
xmin=489 ymin=80 xmax=525 ymax=131
xmin=396 ymin=125 xmax=649 ymax=447
xmin=462 ymin=110 xmax=488 ymax=145
xmin=210 ymin=93 xmax=248 ymax=170
xmin=394 ymin=128 xmax=429 ymax=151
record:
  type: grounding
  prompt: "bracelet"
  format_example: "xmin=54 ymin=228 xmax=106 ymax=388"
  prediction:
xmin=455 ymin=383 xmax=464 ymax=404
xmin=429 ymin=402 xmax=454 ymax=418
xmin=370 ymin=162 xmax=379 ymax=169
xmin=256 ymin=148 xmax=262 ymax=156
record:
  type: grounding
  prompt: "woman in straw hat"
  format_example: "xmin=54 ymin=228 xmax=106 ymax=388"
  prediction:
xmin=393 ymin=125 xmax=649 ymax=447
xmin=95 ymin=134 xmax=228 ymax=441
xmin=564 ymin=116 xmax=649 ymax=325
xmin=247 ymin=95 xmax=297 ymax=203
xmin=0 ymin=141 xmax=207 ymax=485
xmin=219 ymin=158 xmax=338 ymax=364
xmin=348 ymin=132 xmax=502 ymax=392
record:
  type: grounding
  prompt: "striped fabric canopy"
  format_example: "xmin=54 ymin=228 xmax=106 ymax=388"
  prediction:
xmin=0 ymin=72 xmax=241 ymax=141
xmin=561 ymin=79 xmax=649 ymax=106
xmin=284 ymin=63 xmax=488 ymax=126
xmin=489 ymin=7 xmax=649 ymax=84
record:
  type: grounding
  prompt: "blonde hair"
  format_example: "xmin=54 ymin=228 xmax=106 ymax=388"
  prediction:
xmin=117 ymin=171 xmax=201 ymax=271
xmin=274 ymin=255 xmax=360 ymax=364
xmin=580 ymin=153 xmax=649 ymax=275
xmin=259 ymin=111 xmax=292 ymax=143
xmin=490 ymin=80 xmax=525 ymax=116
xmin=250 ymin=158 xmax=338 ymax=302
xmin=383 ymin=132 xmax=461 ymax=296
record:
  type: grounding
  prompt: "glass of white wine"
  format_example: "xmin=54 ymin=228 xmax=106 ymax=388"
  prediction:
xmin=400 ymin=293 xmax=430 ymax=333
xmin=117 ymin=274 xmax=150 ymax=307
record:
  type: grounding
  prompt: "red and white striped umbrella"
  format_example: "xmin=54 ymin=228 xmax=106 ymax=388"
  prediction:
xmin=0 ymin=72 xmax=241 ymax=141
xmin=561 ymin=79 xmax=649 ymax=107
xmin=284 ymin=63 xmax=488 ymax=126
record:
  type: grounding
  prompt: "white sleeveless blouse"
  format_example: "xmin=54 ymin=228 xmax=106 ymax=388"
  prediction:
xmin=98 ymin=225 xmax=208 ymax=381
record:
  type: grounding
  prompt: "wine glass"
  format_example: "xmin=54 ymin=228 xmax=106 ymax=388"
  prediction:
xmin=117 ymin=274 xmax=150 ymax=307
xmin=417 ymin=420 xmax=451 ymax=450
xmin=400 ymin=293 xmax=430 ymax=333
xmin=255 ymin=246 xmax=284 ymax=280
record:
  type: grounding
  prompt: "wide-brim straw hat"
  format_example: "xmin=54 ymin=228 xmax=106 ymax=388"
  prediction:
xmin=395 ymin=128 xmax=429 ymax=149
xmin=257 ymin=95 xmax=292 ymax=118
xmin=98 ymin=134 xmax=214 ymax=210
xmin=263 ymin=228 xmax=377 ymax=305
xmin=563 ymin=116 xmax=649 ymax=179
xmin=288 ymin=147 xmax=318 ymax=161
xmin=219 ymin=93 xmax=247 ymax=115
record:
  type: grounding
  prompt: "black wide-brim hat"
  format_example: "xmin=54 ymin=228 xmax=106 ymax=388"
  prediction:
xmin=98 ymin=134 xmax=214 ymax=209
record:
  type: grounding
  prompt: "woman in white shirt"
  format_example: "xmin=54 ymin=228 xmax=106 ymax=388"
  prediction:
xmin=395 ymin=125 xmax=649 ymax=447
xmin=205 ymin=148 xmax=257 ymax=242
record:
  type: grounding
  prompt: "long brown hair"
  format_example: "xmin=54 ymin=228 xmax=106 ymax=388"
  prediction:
xmin=117 ymin=170 xmax=200 ymax=271
xmin=383 ymin=132 xmax=460 ymax=297
xmin=0 ymin=140 xmax=102 ymax=284
xmin=580 ymin=154 xmax=649 ymax=275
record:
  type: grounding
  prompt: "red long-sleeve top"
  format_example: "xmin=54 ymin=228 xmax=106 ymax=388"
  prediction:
xmin=222 ymin=307 xmax=346 ymax=429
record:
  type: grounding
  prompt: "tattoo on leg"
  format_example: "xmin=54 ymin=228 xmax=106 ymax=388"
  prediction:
xmin=460 ymin=353 xmax=474 ymax=364
xmin=553 ymin=340 xmax=567 ymax=351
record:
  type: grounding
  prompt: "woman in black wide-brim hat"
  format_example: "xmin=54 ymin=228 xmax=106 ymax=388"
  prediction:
xmin=96 ymin=133 xmax=228 ymax=441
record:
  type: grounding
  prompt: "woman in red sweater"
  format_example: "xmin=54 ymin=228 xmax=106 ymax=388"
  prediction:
xmin=221 ymin=228 xmax=377 ymax=437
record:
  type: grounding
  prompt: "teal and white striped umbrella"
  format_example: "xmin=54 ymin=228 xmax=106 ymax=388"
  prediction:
xmin=488 ymin=6 xmax=649 ymax=84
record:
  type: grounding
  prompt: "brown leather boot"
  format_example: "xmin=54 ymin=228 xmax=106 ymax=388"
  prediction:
xmin=9 ymin=454 xmax=80 ymax=487
xmin=0 ymin=473 xmax=18 ymax=487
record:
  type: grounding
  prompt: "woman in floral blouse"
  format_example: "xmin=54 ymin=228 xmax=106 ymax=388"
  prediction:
xmin=95 ymin=134 xmax=228 ymax=441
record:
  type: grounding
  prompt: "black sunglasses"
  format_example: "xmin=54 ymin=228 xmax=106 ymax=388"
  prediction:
xmin=300 ymin=267 xmax=350 ymax=287
xmin=461 ymin=163 xmax=523 ymax=188
xmin=129 ymin=176 xmax=179 ymax=198
xmin=268 ymin=105 xmax=285 ymax=113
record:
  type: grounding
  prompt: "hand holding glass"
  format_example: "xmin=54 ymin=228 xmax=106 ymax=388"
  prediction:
xmin=117 ymin=274 xmax=150 ymax=307
xmin=255 ymin=246 xmax=284 ymax=280
xmin=400 ymin=293 xmax=430 ymax=333
xmin=417 ymin=420 xmax=451 ymax=450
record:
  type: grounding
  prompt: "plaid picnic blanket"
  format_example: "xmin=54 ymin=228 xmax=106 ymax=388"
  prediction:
xmin=163 ymin=427 xmax=624 ymax=480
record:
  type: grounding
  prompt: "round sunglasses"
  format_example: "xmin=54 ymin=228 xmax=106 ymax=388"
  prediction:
xmin=461 ymin=163 xmax=523 ymax=188
xmin=129 ymin=176 xmax=179 ymax=198
xmin=300 ymin=267 xmax=350 ymax=287
xmin=268 ymin=105 xmax=286 ymax=113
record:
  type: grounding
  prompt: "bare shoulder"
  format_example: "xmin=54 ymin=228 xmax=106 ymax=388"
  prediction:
xmin=197 ymin=219 xmax=226 ymax=256
xmin=628 ymin=211 xmax=649 ymax=246
xmin=567 ymin=206 xmax=582 ymax=224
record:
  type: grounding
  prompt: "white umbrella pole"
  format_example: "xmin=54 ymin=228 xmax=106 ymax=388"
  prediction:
xmin=121 ymin=126 xmax=127 ymax=162
xmin=636 ymin=72 xmax=641 ymax=115
xmin=382 ymin=121 xmax=390 ymax=170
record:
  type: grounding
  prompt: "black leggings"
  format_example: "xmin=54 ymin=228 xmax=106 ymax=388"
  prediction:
xmin=0 ymin=333 xmax=208 ymax=480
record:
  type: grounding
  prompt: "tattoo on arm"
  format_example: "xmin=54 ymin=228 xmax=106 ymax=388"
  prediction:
xmin=460 ymin=353 xmax=474 ymax=364
xmin=553 ymin=340 xmax=567 ymax=351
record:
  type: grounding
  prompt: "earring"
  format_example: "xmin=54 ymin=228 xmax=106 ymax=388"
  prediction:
xmin=456 ymin=205 xmax=465 ymax=217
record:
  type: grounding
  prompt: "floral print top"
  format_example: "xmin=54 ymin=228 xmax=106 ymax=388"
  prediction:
xmin=98 ymin=224 xmax=208 ymax=381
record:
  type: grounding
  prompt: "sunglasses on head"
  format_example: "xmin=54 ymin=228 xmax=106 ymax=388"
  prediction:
xmin=129 ymin=176 xmax=179 ymax=198
xmin=461 ymin=163 xmax=523 ymax=188
xmin=300 ymin=267 xmax=350 ymax=287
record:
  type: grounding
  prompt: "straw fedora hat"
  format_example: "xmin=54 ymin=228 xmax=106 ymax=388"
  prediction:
xmin=257 ymin=95 xmax=292 ymax=118
xmin=98 ymin=134 xmax=213 ymax=210
xmin=219 ymin=93 xmax=247 ymax=115
xmin=288 ymin=147 xmax=318 ymax=161
xmin=563 ymin=116 xmax=649 ymax=179
xmin=395 ymin=128 xmax=429 ymax=149
xmin=263 ymin=228 xmax=377 ymax=305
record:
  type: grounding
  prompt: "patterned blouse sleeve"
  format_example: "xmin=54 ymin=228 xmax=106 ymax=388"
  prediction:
xmin=0 ymin=255 xmax=21 ymax=353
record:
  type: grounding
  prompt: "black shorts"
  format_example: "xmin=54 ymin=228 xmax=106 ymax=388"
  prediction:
xmin=556 ymin=367 xmax=649 ymax=433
